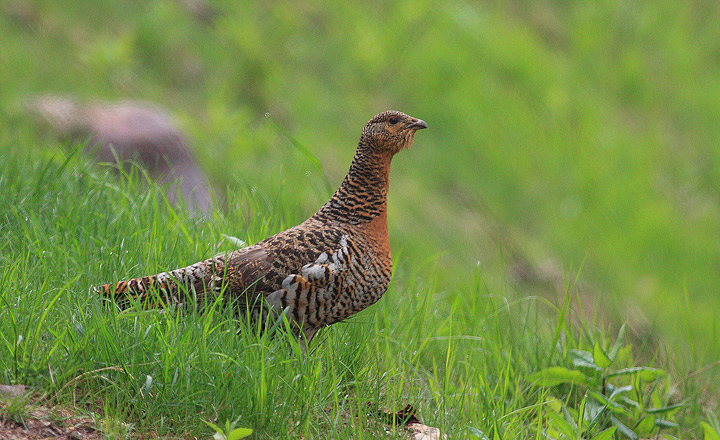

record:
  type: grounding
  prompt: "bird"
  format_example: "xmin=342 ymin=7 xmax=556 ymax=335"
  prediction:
xmin=96 ymin=110 xmax=428 ymax=349
xmin=28 ymin=96 xmax=212 ymax=214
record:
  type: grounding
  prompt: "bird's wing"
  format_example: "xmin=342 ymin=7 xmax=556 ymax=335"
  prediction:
xmin=210 ymin=245 xmax=273 ymax=298
xmin=265 ymin=235 xmax=355 ymax=336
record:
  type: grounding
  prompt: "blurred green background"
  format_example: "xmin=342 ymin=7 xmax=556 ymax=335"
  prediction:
xmin=2 ymin=0 xmax=719 ymax=359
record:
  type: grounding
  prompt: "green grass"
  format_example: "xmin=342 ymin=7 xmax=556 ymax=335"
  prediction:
xmin=0 ymin=150 xmax=715 ymax=438
xmin=1 ymin=0 xmax=720 ymax=437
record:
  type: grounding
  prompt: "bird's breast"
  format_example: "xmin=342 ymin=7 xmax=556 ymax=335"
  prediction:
xmin=360 ymin=208 xmax=392 ymax=265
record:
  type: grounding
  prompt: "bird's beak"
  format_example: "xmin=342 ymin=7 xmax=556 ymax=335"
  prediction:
xmin=408 ymin=119 xmax=428 ymax=130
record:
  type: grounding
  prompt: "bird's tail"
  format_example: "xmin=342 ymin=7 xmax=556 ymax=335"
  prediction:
xmin=96 ymin=259 xmax=221 ymax=308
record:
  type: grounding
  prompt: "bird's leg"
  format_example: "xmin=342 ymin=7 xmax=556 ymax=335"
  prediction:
xmin=299 ymin=327 xmax=318 ymax=358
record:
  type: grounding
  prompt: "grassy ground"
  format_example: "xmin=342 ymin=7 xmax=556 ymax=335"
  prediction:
xmin=0 ymin=152 xmax=714 ymax=438
xmin=1 ymin=0 xmax=719 ymax=438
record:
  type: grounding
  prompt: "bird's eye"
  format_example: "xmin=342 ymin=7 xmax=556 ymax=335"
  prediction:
xmin=388 ymin=117 xmax=399 ymax=125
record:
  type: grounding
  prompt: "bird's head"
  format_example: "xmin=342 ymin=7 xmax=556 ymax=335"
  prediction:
xmin=361 ymin=110 xmax=428 ymax=155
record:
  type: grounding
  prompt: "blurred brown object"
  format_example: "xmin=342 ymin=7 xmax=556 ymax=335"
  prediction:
xmin=29 ymin=95 xmax=213 ymax=214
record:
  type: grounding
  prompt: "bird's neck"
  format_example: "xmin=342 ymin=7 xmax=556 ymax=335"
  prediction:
xmin=314 ymin=142 xmax=392 ymax=225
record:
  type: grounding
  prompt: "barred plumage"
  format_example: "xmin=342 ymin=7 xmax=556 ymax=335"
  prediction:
xmin=96 ymin=110 xmax=428 ymax=348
